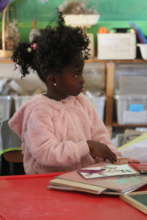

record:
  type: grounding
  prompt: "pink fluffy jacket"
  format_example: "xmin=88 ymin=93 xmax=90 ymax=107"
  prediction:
xmin=9 ymin=94 xmax=120 ymax=174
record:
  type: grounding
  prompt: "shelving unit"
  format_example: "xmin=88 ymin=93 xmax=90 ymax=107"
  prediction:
xmin=1 ymin=58 xmax=147 ymax=132
xmin=85 ymin=59 xmax=147 ymax=132
xmin=0 ymin=58 xmax=12 ymax=63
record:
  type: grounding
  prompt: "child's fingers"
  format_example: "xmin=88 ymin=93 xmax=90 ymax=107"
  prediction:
xmin=105 ymin=149 xmax=117 ymax=163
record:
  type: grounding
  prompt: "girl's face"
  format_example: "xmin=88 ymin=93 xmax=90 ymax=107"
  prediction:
xmin=52 ymin=60 xmax=84 ymax=100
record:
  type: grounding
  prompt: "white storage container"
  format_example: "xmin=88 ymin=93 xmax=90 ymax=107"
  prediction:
xmin=0 ymin=96 xmax=12 ymax=121
xmin=116 ymin=95 xmax=147 ymax=124
xmin=83 ymin=62 xmax=105 ymax=91
xmin=138 ymin=44 xmax=147 ymax=60
xmin=14 ymin=96 xmax=32 ymax=111
xmin=97 ymin=33 xmax=136 ymax=59
xmin=96 ymin=95 xmax=105 ymax=120
xmin=85 ymin=92 xmax=105 ymax=120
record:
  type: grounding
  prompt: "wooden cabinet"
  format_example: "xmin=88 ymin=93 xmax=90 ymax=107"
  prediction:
xmin=1 ymin=58 xmax=147 ymax=131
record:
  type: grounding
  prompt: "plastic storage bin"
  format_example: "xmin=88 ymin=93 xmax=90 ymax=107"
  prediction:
xmin=0 ymin=96 xmax=12 ymax=121
xmin=138 ymin=44 xmax=147 ymax=60
xmin=14 ymin=96 xmax=32 ymax=111
xmin=97 ymin=33 xmax=136 ymax=59
xmin=96 ymin=96 xmax=105 ymax=120
xmin=116 ymin=95 xmax=147 ymax=124
xmin=85 ymin=92 xmax=105 ymax=120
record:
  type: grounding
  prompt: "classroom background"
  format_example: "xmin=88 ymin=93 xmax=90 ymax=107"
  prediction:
xmin=1 ymin=0 xmax=147 ymax=175
xmin=1 ymin=0 xmax=147 ymax=40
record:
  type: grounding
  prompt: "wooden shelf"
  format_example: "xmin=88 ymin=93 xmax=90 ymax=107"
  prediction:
xmin=0 ymin=58 xmax=12 ymax=63
xmin=1 ymin=58 xmax=147 ymax=64
xmin=112 ymin=123 xmax=147 ymax=128
xmin=85 ymin=58 xmax=147 ymax=64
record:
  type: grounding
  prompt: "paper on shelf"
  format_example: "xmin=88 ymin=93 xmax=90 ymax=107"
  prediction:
xmin=119 ymin=133 xmax=147 ymax=162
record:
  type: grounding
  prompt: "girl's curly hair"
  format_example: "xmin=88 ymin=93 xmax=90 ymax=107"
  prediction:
xmin=12 ymin=11 xmax=89 ymax=82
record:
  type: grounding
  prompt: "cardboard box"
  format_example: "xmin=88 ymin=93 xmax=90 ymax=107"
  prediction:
xmin=97 ymin=33 xmax=136 ymax=59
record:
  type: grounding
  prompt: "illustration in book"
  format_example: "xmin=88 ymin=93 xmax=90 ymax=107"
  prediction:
xmin=78 ymin=164 xmax=139 ymax=179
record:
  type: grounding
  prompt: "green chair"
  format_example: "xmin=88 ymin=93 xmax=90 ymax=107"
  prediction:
xmin=0 ymin=119 xmax=24 ymax=175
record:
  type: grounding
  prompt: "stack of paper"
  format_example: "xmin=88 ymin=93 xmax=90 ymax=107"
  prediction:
xmin=119 ymin=133 xmax=147 ymax=163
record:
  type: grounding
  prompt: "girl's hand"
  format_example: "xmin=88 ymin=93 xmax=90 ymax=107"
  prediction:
xmin=87 ymin=140 xmax=117 ymax=163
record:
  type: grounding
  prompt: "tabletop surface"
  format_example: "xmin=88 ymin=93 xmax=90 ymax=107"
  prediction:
xmin=0 ymin=173 xmax=146 ymax=220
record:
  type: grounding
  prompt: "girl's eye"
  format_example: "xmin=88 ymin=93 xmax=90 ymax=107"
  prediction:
xmin=73 ymin=71 xmax=82 ymax=78
xmin=74 ymin=74 xmax=78 ymax=78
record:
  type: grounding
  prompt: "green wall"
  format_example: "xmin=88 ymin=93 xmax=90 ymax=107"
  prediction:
xmin=1 ymin=0 xmax=147 ymax=41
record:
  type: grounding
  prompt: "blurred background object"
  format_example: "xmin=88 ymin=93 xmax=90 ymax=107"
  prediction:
xmin=0 ymin=0 xmax=20 ymax=58
xmin=59 ymin=0 xmax=100 ymax=58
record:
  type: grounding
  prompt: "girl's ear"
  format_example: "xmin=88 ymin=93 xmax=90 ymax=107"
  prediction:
xmin=46 ymin=74 xmax=56 ymax=86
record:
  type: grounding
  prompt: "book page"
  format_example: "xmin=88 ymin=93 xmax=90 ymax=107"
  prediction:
xmin=79 ymin=164 xmax=138 ymax=179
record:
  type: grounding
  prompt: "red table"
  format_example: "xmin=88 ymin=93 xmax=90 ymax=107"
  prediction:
xmin=0 ymin=173 xmax=146 ymax=220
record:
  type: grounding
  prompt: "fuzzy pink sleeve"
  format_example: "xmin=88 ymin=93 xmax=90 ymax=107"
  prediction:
xmin=81 ymin=95 xmax=121 ymax=157
xmin=24 ymin=109 xmax=90 ymax=168
xmin=8 ymin=110 xmax=23 ymax=137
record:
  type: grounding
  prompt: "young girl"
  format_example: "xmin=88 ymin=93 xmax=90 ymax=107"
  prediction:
xmin=9 ymin=13 xmax=121 ymax=174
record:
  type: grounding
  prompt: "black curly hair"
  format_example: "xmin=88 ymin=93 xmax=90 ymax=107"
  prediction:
xmin=12 ymin=11 xmax=89 ymax=82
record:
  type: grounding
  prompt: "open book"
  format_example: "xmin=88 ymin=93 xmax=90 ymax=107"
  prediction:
xmin=49 ymin=163 xmax=147 ymax=195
